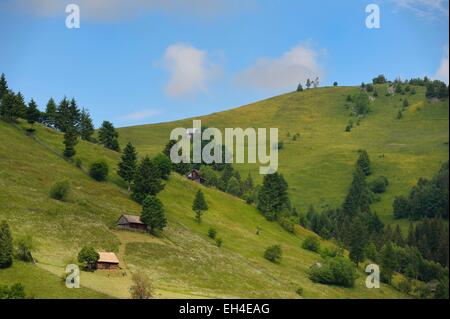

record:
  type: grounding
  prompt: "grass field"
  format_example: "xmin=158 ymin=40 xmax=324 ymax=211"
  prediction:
xmin=117 ymin=84 xmax=449 ymax=231
xmin=0 ymin=109 xmax=408 ymax=298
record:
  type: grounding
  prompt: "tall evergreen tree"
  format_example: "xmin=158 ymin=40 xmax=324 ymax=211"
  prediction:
xmin=44 ymin=98 xmax=58 ymax=128
xmin=0 ymin=221 xmax=13 ymax=268
xmin=98 ymin=120 xmax=120 ymax=151
xmin=56 ymin=97 xmax=80 ymax=133
xmin=15 ymin=92 xmax=27 ymax=119
xmin=342 ymin=167 xmax=371 ymax=217
xmin=141 ymin=195 xmax=167 ymax=233
xmin=192 ymin=190 xmax=208 ymax=223
xmin=152 ymin=153 xmax=172 ymax=180
xmin=63 ymin=128 xmax=78 ymax=158
xmin=380 ymin=242 xmax=397 ymax=284
xmin=26 ymin=99 xmax=40 ymax=127
xmin=0 ymin=92 xmax=17 ymax=121
xmin=132 ymin=156 xmax=164 ymax=203
xmin=257 ymin=172 xmax=290 ymax=220
xmin=118 ymin=142 xmax=138 ymax=192
xmin=356 ymin=150 xmax=371 ymax=176
xmin=348 ymin=217 xmax=368 ymax=266
xmin=392 ymin=225 xmax=405 ymax=247
xmin=79 ymin=108 xmax=95 ymax=141
xmin=0 ymin=73 xmax=8 ymax=101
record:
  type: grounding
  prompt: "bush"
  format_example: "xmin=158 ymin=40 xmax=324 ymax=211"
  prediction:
xmin=15 ymin=236 xmax=34 ymax=262
xmin=278 ymin=217 xmax=295 ymax=233
xmin=309 ymin=257 xmax=357 ymax=288
xmin=208 ymin=228 xmax=217 ymax=239
xmin=49 ymin=180 xmax=70 ymax=201
xmin=369 ymin=176 xmax=389 ymax=194
xmin=264 ymin=245 xmax=282 ymax=263
xmin=89 ymin=160 xmax=109 ymax=181
xmin=302 ymin=236 xmax=320 ymax=253
xmin=295 ymin=287 xmax=304 ymax=296
xmin=215 ymin=238 xmax=223 ymax=247
xmin=74 ymin=157 xmax=82 ymax=169
xmin=0 ymin=283 xmax=26 ymax=299
xmin=397 ymin=278 xmax=413 ymax=295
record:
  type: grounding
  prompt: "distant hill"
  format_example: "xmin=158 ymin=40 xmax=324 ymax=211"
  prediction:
xmin=117 ymin=84 xmax=449 ymax=230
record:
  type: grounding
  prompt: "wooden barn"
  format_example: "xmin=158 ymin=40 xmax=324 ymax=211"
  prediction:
xmin=117 ymin=214 xmax=148 ymax=232
xmin=97 ymin=252 xmax=120 ymax=270
xmin=187 ymin=169 xmax=206 ymax=184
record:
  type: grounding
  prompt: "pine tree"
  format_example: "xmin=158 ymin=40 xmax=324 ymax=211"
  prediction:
xmin=141 ymin=195 xmax=167 ymax=233
xmin=306 ymin=78 xmax=311 ymax=89
xmin=226 ymin=176 xmax=241 ymax=196
xmin=392 ymin=225 xmax=405 ymax=247
xmin=79 ymin=108 xmax=95 ymax=141
xmin=98 ymin=121 xmax=120 ymax=151
xmin=44 ymin=98 xmax=58 ymax=128
xmin=407 ymin=223 xmax=416 ymax=247
xmin=356 ymin=150 xmax=371 ymax=176
xmin=63 ymin=128 xmax=78 ymax=158
xmin=0 ymin=92 xmax=17 ymax=121
xmin=348 ymin=217 xmax=368 ymax=266
xmin=26 ymin=99 xmax=40 ymax=127
xmin=132 ymin=156 xmax=164 ymax=203
xmin=297 ymin=83 xmax=304 ymax=92
xmin=15 ymin=92 xmax=27 ymax=119
xmin=342 ymin=167 xmax=371 ymax=217
xmin=257 ymin=173 xmax=290 ymax=220
xmin=118 ymin=142 xmax=138 ymax=191
xmin=380 ymin=242 xmax=397 ymax=284
xmin=152 ymin=154 xmax=172 ymax=180
xmin=0 ymin=73 xmax=8 ymax=101
xmin=192 ymin=190 xmax=208 ymax=223
xmin=0 ymin=221 xmax=13 ymax=268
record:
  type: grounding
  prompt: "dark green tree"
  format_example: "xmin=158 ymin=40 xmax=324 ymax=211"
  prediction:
xmin=0 ymin=221 xmax=13 ymax=268
xmin=257 ymin=173 xmax=290 ymax=220
xmin=44 ymin=98 xmax=58 ymax=128
xmin=0 ymin=73 xmax=8 ymax=101
xmin=0 ymin=92 xmax=19 ymax=121
xmin=297 ymin=83 xmax=304 ymax=92
xmin=89 ymin=160 xmax=109 ymax=181
xmin=348 ymin=217 xmax=368 ymax=266
xmin=132 ymin=156 xmax=164 ymax=204
xmin=77 ymin=247 xmax=99 ymax=271
xmin=356 ymin=150 xmax=371 ymax=176
xmin=152 ymin=154 xmax=172 ymax=180
xmin=264 ymin=245 xmax=282 ymax=263
xmin=79 ymin=108 xmax=95 ymax=141
xmin=342 ymin=167 xmax=371 ymax=217
xmin=192 ymin=190 xmax=208 ymax=223
xmin=63 ymin=128 xmax=78 ymax=158
xmin=141 ymin=195 xmax=167 ymax=233
xmin=98 ymin=120 xmax=120 ymax=151
xmin=226 ymin=176 xmax=241 ymax=196
xmin=118 ymin=142 xmax=138 ymax=191
xmin=15 ymin=92 xmax=27 ymax=118
xmin=380 ymin=242 xmax=397 ymax=284
xmin=25 ymin=99 xmax=40 ymax=127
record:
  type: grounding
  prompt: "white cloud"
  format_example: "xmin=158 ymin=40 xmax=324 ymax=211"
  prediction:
xmin=392 ymin=0 xmax=449 ymax=19
xmin=435 ymin=46 xmax=449 ymax=84
xmin=162 ymin=43 xmax=220 ymax=97
xmin=119 ymin=109 xmax=160 ymax=121
xmin=236 ymin=44 xmax=324 ymax=91
xmin=5 ymin=0 xmax=250 ymax=21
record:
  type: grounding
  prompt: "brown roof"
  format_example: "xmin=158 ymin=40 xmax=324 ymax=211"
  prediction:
xmin=98 ymin=252 xmax=119 ymax=264
xmin=121 ymin=214 xmax=144 ymax=225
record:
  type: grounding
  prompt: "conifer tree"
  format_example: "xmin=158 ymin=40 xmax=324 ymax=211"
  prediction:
xmin=15 ymin=92 xmax=27 ymax=119
xmin=356 ymin=150 xmax=371 ymax=176
xmin=63 ymin=128 xmax=78 ymax=158
xmin=44 ymin=98 xmax=58 ymax=128
xmin=257 ymin=172 xmax=290 ymax=220
xmin=342 ymin=167 xmax=371 ymax=217
xmin=152 ymin=154 xmax=172 ymax=180
xmin=141 ymin=195 xmax=167 ymax=233
xmin=192 ymin=190 xmax=208 ymax=223
xmin=0 ymin=221 xmax=13 ymax=268
xmin=0 ymin=92 xmax=17 ymax=121
xmin=98 ymin=120 xmax=120 ymax=151
xmin=118 ymin=142 xmax=138 ymax=191
xmin=392 ymin=225 xmax=405 ymax=247
xmin=0 ymin=73 xmax=8 ymax=101
xmin=132 ymin=156 xmax=164 ymax=203
xmin=26 ymin=99 xmax=40 ymax=127
xmin=348 ymin=217 xmax=368 ymax=266
xmin=79 ymin=108 xmax=95 ymax=141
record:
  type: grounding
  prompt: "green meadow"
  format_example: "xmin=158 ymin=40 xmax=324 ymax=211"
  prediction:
xmin=0 ymin=88 xmax=413 ymax=297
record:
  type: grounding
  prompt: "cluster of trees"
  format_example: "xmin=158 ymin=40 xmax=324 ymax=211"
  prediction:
xmin=296 ymin=151 xmax=448 ymax=297
xmin=0 ymin=221 xmax=35 ymax=268
xmin=0 ymin=73 xmax=121 ymax=158
xmin=393 ymin=161 xmax=448 ymax=220
xmin=117 ymin=142 xmax=170 ymax=232
xmin=309 ymin=257 xmax=357 ymax=288
xmin=297 ymin=77 xmax=320 ymax=91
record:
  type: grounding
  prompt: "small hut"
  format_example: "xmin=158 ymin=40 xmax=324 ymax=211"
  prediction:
xmin=117 ymin=214 xmax=148 ymax=232
xmin=187 ymin=169 xmax=206 ymax=184
xmin=97 ymin=252 xmax=120 ymax=270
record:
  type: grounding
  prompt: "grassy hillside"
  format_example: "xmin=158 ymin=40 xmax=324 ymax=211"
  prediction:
xmin=117 ymin=85 xmax=449 ymax=230
xmin=0 ymin=119 xmax=407 ymax=298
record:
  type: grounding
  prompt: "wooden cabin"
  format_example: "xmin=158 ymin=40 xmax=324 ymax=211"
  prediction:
xmin=187 ymin=169 xmax=206 ymax=184
xmin=97 ymin=252 xmax=120 ymax=270
xmin=117 ymin=214 xmax=148 ymax=232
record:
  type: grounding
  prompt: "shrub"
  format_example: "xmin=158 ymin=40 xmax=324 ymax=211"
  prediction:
xmin=278 ymin=217 xmax=295 ymax=233
xmin=264 ymin=245 xmax=282 ymax=263
xmin=369 ymin=176 xmax=389 ymax=194
xmin=215 ymin=238 xmax=223 ymax=247
xmin=74 ymin=157 xmax=82 ymax=169
xmin=309 ymin=257 xmax=357 ymax=288
xmin=321 ymin=246 xmax=344 ymax=259
xmin=129 ymin=271 xmax=153 ymax=299
xmin=208 ymin=228 xmax=217 ymax=239
xmin=77 ymin=247 xmax=99 ymax=271
xmin=15 ymin=236 xmax=34 ymax=262
xmin=49 ymin=180 xmax=70 ymax=201
xmin=295 ymin=287 xmax=304 ymax=296
xmin=302 ymin=236 xmax=320 ymax=253
xmin=0 ymin=283 xmax=26 ymax=299
xmin=397 ymin=278 xmax=413 ymax=295
xmin=89 ymin=160 xmax=109 ymax=181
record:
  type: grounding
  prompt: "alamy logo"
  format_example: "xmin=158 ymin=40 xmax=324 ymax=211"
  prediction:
xmin=65 ymin=264 xmax=80 ymax=288
xmin=365 ymin=4 xmax=381 ymax=29
xmin=169 ymin=120 xmax=279 ymax=174
xmin=66 ymin=4 xmax=80 ymax=29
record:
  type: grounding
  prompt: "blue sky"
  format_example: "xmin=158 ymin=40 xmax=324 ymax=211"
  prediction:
xmin=0 ymin=0 xmax=448 ymax=127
